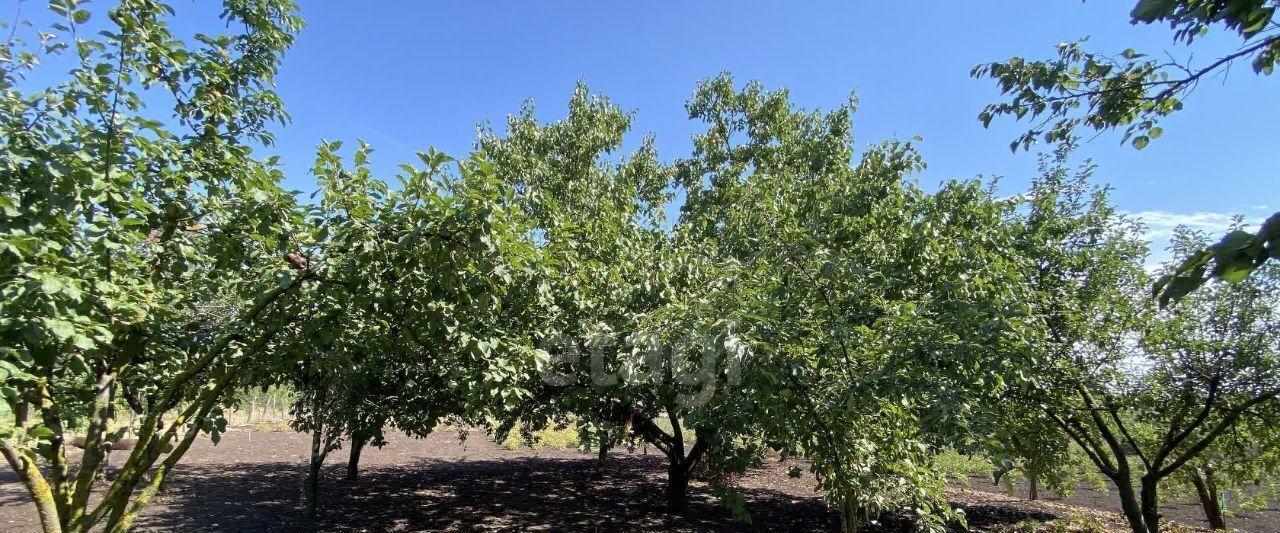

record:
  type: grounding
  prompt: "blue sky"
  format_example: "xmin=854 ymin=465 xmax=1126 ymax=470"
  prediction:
xmin=16 ymin=1 xmax=1279 ymax=261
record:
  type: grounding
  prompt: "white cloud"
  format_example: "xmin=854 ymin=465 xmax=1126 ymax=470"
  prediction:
xmin=1126 ymin=210 xmax=1264 ymax=266
xmin=1127 ymin=210 xmax=1247 ymax=240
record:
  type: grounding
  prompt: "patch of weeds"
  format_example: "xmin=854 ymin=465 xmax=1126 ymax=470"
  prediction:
xmin=492 ymin=422 xmax=580 ymax=450
xmin=932 ymin=449 xmax=990 ymax=485
xmin=253 ymin=421 xmax=294 ymax=433
xmin=998 ymin=512 xmax=1107 ymax=533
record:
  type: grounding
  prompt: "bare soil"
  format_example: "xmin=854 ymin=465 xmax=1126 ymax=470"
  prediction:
xmin=0 ymin=430 xmax=1275 ymax=532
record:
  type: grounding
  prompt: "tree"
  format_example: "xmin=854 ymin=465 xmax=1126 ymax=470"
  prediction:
xmin=260 ymin=139 xmax=541 ymax=516
xmin=477 ymin=85 xmax=759 ymax=512
xmin=973 ymin=145 xmax=1152 ymax=528
xmin=987 ymin=147 xmax=1280 ymax=533
xmin=987 ymin=147 xmax=1165 ymax=533
xmin=0 ymin=1 xmax=305 ymax=531
xmin=675 ymin=74 xmax=1031 ymax=532
xmin=971 ymin=0 xmax=1280 ymax=305
xmin=1138 ymin=226 xmax=1280 ymax=531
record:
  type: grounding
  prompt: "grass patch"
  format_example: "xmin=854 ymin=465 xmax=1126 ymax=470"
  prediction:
xmin=932 ymin=449 xmax=991 ymax=485
xmin=251 ymin=421 xmax=294 ymax=433
xmin=493 ymin=422 xmax=581 ymax=450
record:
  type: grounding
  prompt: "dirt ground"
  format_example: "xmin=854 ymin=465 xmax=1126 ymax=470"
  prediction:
xmin=0 ymin=429 xmax=1276 ymax=532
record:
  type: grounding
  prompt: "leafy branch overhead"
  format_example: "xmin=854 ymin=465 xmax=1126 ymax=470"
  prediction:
xmin=974 ymin=0 xmax=1278 ymax=153
xmin=973 ymin=0 xmax=1279 ymax=307
xmin=1153 ymin=212 xmax=1280 ymax=307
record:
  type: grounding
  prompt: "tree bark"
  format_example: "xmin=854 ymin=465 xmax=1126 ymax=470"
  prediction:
xmin=1140 ymin=476 xmax=1161 ymax=533
xmin=662 ymin=428 xmax=713 ymax=513
xmin=305 ymin=425 xmax=325 ymax=518
xmin=838 ymin=497 xmax=861 ymax=533
xmin=625 ymin=411 xmax=715 ymax=514
xmin=1191 ymin=469 xmax=1226 ymax=530
xmin=345 ymin=433 xmax=367 ymax=481
xmin=1029 ymin=477 xmax=1038 ymax=501
xmin=68 ymin=368 xmax=116 ymax=523
xmin=666 ymin=462 xmax=690 ymax=512
xmin=107 ymin=380 xmax=231 ymax=533
xmin=1115 ymin=476 xmax=1149 ymax=533
xmin=591 ymin=434 xmax=610 ymax=481
xmin=35 ymin=378 xmax=71 ymax=525
xmin=2 ymin=445 xmax=63 ymax=533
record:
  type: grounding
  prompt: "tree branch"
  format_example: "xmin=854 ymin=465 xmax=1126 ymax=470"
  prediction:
xmin=1154 ymin=378 xmax=1219 ymax=468
xmin=1156 ymin=390 xmax=1280 ymax=479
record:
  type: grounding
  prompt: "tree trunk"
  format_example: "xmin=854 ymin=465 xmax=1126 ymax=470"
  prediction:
xmin=1191 ymin=469 xmax=1226 ymax=530
xmin=1140 ymin=476 xmax=1160 ymax=533
xmin=345 ymin=434 xmax=367 ymax=481
xmin=591 ymin=431 xmax=611 ymax=481
xmin=2 ymin=445 xmax=63 ymax=533
xmin=69 ymin=369 xmax=116 ymax=518
xmin=838 ymin=497 xmax=861 ymax=533
xmin=666 ymin=462 xmax=690 ymax=512
xmin=663 ymin=411 xmax=690 ymax=513
xmin=627 ymin=411 xmax=712 ymax=514
xmin=1115 ymin=476 xmax=1149 ymax=533
xmin=106 ymin=389 xmax=226 ymax=533
xmin=304 ymin=426 xmax=325 ymax=517
xmin=1029 ymin=476 xmax=1039 ymax=501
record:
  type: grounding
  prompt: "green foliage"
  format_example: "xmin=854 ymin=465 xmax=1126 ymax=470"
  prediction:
xmin=973 ymin=1 xmax=1278 ymax=152
xmin=673 ymin=73 xmax=1035 ymax=532
xmin=1 ymin=2 xmax=1274 ymax=532
xmin=1 ymin=1 xmax=304 ymax=531
xmin=475 ymin=81 xmax=762 ymax=514
xmin=254 ymin=136 xmax=543 ymax=513
xmin=930 ymin=450 xmax=991 ymax=486
xmin=1152 ymin=213 xmax=1280 ymax=308
xmin=979 ymin=153 xmax=1280 ymax=533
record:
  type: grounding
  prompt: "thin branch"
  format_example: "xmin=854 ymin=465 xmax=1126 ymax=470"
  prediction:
xmin=1032 ymin=35 xmax=1278 ymax=105
xmin=1155 ymin=378 xmax=1219 ymax=468
xmin=1076 ymin=385 xmax=1133 ymax=476
xmin=1044 ymin=406 xmax=1115 ymax=477
xmin=1156 ymin=390 xmax=1280 ymax=479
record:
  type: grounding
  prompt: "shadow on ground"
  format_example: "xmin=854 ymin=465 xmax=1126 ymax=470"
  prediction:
xmin=130 ymin=454 xmax=1059 ymax=532
xmin=136 ymin=455 xmax=817 ymax=532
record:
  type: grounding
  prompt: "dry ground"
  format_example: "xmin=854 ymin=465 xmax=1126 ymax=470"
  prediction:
xmin=0 ymin=429 xmax=1275 ymax=532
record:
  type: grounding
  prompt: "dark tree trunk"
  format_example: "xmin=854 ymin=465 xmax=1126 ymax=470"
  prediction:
xmin=661 ymin=430 xmax=712 ymax=514
xmin=1115 ymin=475 xmax=1149 ymax=533
xmin=666 ymin=462 xmax=690 ymax=512
xmin=346 ymin=433 xmax=367 ymax=481
xmin=1029 ymin=477 xmax=1038 ymax=501
xmin=304 ymin=426 xmax=326 ymax=518
xmin=625 ymin=411 xmax=713 ymax=514
xmin=591 ymin=434 xmax=610 ymax=481
xmin=1140 ymin=476 xmax=1160 ymax=533
xmin=838 ymin=497 xmax=861 ymax=533
xmin=1191 ymin=469 xmax=1227 ymax=530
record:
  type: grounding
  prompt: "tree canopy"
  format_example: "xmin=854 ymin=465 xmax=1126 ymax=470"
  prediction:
xmin=2 ymin=2 xmax=1276 ymax=533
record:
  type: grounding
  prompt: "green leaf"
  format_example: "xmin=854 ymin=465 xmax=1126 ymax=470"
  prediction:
xmin=71 ymin=335 xmax=96 ymax=351
xmin=1130 ymin=0 xmax=1176 ymax=22
xmin=1159 ymin=274 xmax=1207 ymax=308
xmin=43 ymin=319 xmax=76 ymax=341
